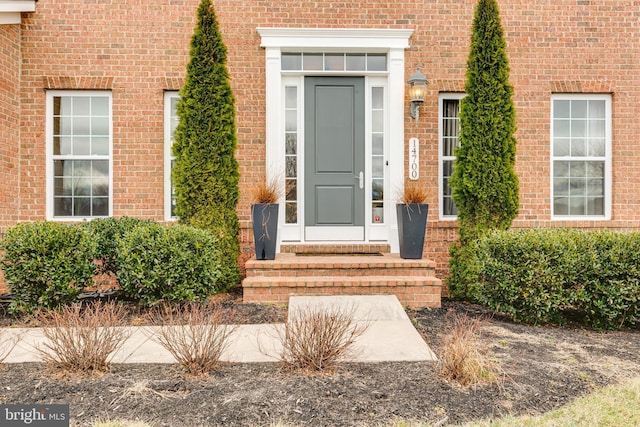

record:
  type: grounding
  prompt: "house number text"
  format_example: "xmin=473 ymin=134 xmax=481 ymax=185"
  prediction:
xmin=409 ymin=138 xmax=419 ymax=181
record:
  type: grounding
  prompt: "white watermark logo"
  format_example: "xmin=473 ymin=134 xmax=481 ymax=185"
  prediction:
xmin=1 ymin=405 xmax=68 ymax=426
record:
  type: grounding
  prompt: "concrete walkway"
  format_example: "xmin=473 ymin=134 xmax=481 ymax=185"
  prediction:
xmin=1 ymin=295 xmax=436 ymax=364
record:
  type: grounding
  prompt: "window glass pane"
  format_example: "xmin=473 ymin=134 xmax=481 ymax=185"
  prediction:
xmin=587 ymin=197 xmax=604 ymax=215
xmin=54 ymin=198 xmax=72 ymax=216
xmin=282 ymin=53 xmax=302 ymax=70
xmin=372 ymin=202 xmax=384 ymax=223
xmin=588 ymin=138 xmax=605 ymax=157
xmin=54 ymin=137 xmax=72 ymax=156
xmin=285 ymin=86 xmax=297 ymax=109
xmin=324 ymin=53 xmax=344 ymax=71
xmin=92 ymin=198 xmax=109 ymax=216
xmin=367 ymin=54 xmax=387 ymax=71
xmin=170 ymin=98 xmax=179 ymax=116
xmin=74 ymin=198 xmax=91 ymax=216
xmin=372 ymin=134 xmax=383 ymax=155
xmin=54 ymin=96 xmax=72 ymax=116
xmin=569 ymin=197 xmax=585 ymax=216
xmin=346 ymin=54 xmax=366 ymax=71
xmin=286 ymin=179 xmax=297 ymax=201
xmin=554 ymin=119 xmax=570 ymax=137
xmin=58 ymin=117 xmax=72 ymax=135
xmin=554 ymin=161 xmax=569 ymax=177
xmin=92 ymin=137 xmax=109 ymax=156
xmin=91 ymin=97 xmax=109 ymax=116
xmin=285 ymin=134 xmax=297 ymax=155
xmin=589 ymin=100 xmax=606 ymax=119
xmin=286 ymin=156 xmax=296 ymax=178
xmin=589 ymin=119 xmax=605 ymax=138
xmin=73 ymin=97 xmax=91 ymax=115
xmin=372 ymin=87 xmax=383 ymax=109
xmin=372 ymin=110 xmax=383 ymax=133
xmin=554 ymin=178 xmax=569 ymax=196
xmin=54 ymin=178 xmax=72 ymax=196
xmin=372 ymin=157 xmax=384 ymax=177
xmin=571 ymin=100 xmax=588 ymax=118
xmin=586 ymin=161 xmax=604 ymax=177
xmin=303 ymin=53 xmax=323 ymax=70
xmin=93 ymin=160 xmax=109 ymax=176
xmin=285 ymin=110 xmax=297 ymax=132
xmin=554 ymin=197 xmax=569 ymax=215
xmin=554 ymin=100 xmax=570 ymax=119
xmin=569 ymin=178 xmax=586 ymax=196
xmin=285 ymin=202 xmax=297 ymax=224
xmin=553 ymin=138 xmax=569 ymax=157
xmin=73 ymin=116 xmax=91 ymax=135
xmin=92 ymin=116 xmax=109 ymax=136
xmin=570 ymin=161 xmax=586 ymax=177
xmin=73 ymin=137 xmax=91 ymax=156
xmin=571 ymin=119 xmax=586 ymax=137
xmin=93 ymin=176 xmax=109 ymax=196
xmin=372 ymin=179 xmax=384 ymax=201
xmin=570 ymin=138 xmax=586 ymax=156
xmin=587 ymin=178 xmax=604 ymax=196
xmin=443 ymin=137 xmax=459 ymax=157
xmin=75 ymin=178 xmax=92 ymax=196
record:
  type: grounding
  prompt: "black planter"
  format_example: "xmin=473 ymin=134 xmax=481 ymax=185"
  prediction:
xmin=396 ymin=203 xmax=428 ymax=259
xmin=252 ymin=203 xmax=279 ymax=260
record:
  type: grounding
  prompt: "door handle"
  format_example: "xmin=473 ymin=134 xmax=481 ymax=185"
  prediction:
xmin=355 ymin=171 xmax=363 ymax=189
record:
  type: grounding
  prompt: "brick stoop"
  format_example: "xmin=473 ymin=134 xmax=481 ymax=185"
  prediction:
xmin=242 ymin=245 xmax=442 ymax=309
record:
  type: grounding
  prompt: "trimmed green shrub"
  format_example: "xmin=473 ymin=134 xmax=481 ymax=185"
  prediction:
xmin=466 ymin=229 xmax=640 ymax=329
xmin=84 ymin=217 xmax=154 ymax=276
xmin=172 ymin=0 xmax=240 ymax=289
xmin=1 ymin=222 xmax=96 ymax=314
xmin=115 ymin=223 xmax=222 ymax=305
xmin=450 ymin=0 xmax=519 ymax=244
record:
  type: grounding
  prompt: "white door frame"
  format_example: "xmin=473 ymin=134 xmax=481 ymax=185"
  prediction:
xmin=258 ymin=28 xmax=413 ymax=253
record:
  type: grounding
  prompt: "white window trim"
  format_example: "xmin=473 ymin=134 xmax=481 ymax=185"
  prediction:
xmin=438 ymin=93 xmax=466 ymax=220
xmin=164 ymin=91 xmax=179 ymax=221
xmin=0 ymin=0 xmax=36 ymax=25
xmin=258 ymin=28 xmax=412 ymax=253
xmin=550 ymin=93 xmax=612 ymax=221
xmin=45 ymin=90 xmax=113 ymax=221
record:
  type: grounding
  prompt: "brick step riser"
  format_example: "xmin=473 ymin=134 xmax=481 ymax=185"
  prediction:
xmin=243 ymin=282 xmax=441 ymax=309
xmin=245 ymin=267 xmax=436 ymax=278
xmin=280 ymin=245 xmax=391 ymax=254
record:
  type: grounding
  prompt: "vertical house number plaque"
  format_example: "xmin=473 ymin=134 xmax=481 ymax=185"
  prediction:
xmin=409 ymin=138 xmax=419 ymax=181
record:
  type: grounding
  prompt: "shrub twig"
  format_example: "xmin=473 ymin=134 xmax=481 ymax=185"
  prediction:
xmin=278 ymin=305 xmax=369 ymax=372
xmin=36 ymin=301 xmax=130 ymax=376
xmin=150 ymin=302 xmax=237 ymax=377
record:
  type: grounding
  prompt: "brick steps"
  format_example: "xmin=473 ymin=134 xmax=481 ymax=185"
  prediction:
xmin=242 ymin=251 xmax=442 ymax=309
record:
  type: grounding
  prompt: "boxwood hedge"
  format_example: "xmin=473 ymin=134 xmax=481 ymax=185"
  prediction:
xmin=464 ymin=229 xmax=640 ymax=329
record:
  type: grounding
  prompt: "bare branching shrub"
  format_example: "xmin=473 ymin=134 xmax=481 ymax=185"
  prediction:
xmin=279 ymin=305 xmax=369 ymax=372
xmin=36 ymin=301 xmax=130 ymax=375
xmin=150 ymin=302 xmax=237 ymax=377
xmin=438 ymin=312 xmax=499 ymax=387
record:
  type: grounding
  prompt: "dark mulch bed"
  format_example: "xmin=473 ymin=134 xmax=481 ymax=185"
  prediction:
xmin=1 ymin=293 xmax=639 ymax=426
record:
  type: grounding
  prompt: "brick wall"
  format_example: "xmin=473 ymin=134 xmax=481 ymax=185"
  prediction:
xmin=3 ymin=0 xmax=639 ymax=290
xmin=0 ymin=24 xmax=21 ymax=230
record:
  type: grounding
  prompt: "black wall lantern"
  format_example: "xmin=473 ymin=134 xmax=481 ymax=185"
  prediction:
xmin=407 ymin=68 xmax=427 ymax=120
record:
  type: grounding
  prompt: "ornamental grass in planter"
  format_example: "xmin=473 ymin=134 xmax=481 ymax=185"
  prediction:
xmin=251 ymin=178 xmax=281 ymax=260
xmin=396 ymin=184 xmax=429 ymax=259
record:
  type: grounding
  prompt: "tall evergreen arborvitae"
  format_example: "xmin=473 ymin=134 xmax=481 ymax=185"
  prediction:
xmin=172 ymin=0 xmax=240 ymax=289
xmin=448 ymin=0 xmax=519 ymax=297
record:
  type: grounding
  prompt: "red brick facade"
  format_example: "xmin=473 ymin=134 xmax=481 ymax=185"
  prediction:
xmin=1 ymin=0 xmax=640 ymax=290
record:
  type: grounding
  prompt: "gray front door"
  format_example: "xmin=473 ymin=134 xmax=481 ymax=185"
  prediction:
xmin=304 ymin=77 xmax=365 ymax=241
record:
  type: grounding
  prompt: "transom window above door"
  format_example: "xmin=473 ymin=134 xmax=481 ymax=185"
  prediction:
xmin=281 ymin=53 xmax=387 ymax=72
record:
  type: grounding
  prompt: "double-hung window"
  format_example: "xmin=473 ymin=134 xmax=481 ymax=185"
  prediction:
xmin=164 ymin=91 xmax=179 ymax=220
xmin=439 ymin=93 xmax=465 ymax=219
xmin=551 ymin=94 xmax=611 ymax=219
xmin=47 ymin=91 xmax=112 ymax=219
